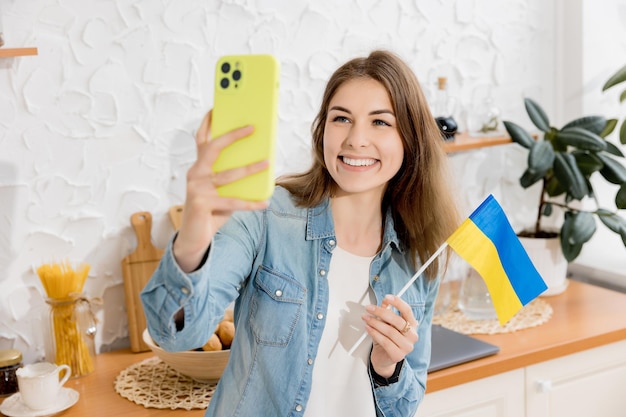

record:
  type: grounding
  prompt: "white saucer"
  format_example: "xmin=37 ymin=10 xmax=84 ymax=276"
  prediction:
xmin=0 ymin=387 xmax=79 ymax=417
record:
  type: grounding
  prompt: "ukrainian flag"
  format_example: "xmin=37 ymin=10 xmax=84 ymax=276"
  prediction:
xmin=447 ymin=195 xmax=547 ymax=325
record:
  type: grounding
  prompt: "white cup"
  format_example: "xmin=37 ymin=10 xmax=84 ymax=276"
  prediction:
xmin=16 ymin=362 xmax=71 ymax=410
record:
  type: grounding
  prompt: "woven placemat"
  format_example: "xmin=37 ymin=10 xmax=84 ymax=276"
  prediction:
xmin=433 ymin=297 xmax=553 ymax=335
xmin=114 ymin=356 xmax=216 ymax=410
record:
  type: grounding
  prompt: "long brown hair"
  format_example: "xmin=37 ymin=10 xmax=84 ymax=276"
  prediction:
xmin=278 ymin=50 xmax=460 ymax=278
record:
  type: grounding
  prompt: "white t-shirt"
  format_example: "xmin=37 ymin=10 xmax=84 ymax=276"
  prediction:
xmin=303 ymin=246 xmax=377 ymax=417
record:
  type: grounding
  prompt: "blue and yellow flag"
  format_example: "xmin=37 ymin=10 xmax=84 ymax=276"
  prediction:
xmin=447 ymin=195 xmax=547 ymax=325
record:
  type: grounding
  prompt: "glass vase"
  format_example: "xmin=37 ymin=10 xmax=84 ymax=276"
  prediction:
xmin=458 ymin=268 xmax=497 ymax=320
xmin=45 ymin=295 xmax=96 ymax=378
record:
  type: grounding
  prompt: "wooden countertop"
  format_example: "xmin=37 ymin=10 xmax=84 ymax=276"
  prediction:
xmin=0 ymin=349 xmax=204 ymax=417
xmin=2 ymin=280 xmax=626 ymax=416
xmin=427 ymin=279 xmax=626 ymax=392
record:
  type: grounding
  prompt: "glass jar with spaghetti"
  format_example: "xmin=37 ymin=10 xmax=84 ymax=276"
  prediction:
xmin=45 ymin=295 xmax=96 ymax=378
xmin=37 ymin=261 xmax=94 ymax=378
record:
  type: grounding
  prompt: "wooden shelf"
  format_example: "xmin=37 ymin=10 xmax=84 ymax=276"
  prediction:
xmin=443 ymin=131 xmax=512 ymax=153
xmin=0 ymin=47 xmax=38 ymax=58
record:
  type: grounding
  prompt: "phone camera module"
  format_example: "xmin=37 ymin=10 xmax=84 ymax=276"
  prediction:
xmin=221 ymin=62 xmax=231 ymax=74
xmin=232 ymin=70 xmax=242 ymax=81
xmin=220 ymin=77 xmax=229 ymax=89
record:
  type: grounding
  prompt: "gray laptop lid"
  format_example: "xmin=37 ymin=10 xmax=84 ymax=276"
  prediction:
xmin=428 ymin=324 xmax=500 ymax=373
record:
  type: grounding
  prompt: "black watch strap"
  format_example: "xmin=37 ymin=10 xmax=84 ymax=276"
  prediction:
xmin=370 ymin=359 xmax=404 ymax=387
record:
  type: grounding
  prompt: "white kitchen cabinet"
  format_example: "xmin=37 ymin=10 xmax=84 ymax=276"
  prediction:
xmin=416 ymin=369 xmax=525 ymax=417
xmin=416 ymin=340 xmax=626 ymax=417
xmin=525 ymin=339 xmax=626 ymax=417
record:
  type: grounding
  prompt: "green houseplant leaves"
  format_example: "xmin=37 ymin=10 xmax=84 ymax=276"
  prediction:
xmin=602 ymin=63 xmax=626 ymax=145
xmin=504 ymin=93 xmax=626 ymax=262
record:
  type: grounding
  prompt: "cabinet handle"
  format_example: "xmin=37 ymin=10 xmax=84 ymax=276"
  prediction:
xmin=536 ymin=379 xmax=553 ymax=393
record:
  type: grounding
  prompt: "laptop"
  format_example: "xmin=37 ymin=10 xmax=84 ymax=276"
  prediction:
xmin=428 ymin=324 xmax=500 ymax=373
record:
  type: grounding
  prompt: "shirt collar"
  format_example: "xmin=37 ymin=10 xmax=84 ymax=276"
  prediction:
xmin=305 ymin=198 xmax=402 ymax=253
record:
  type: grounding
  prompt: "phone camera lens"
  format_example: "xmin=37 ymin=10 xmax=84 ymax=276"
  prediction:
xmin=221 ymin=62 xmax=231 ymax=74
xmin=232 ymin=70 xmax=242 ymax=81
xmin=220 ymin=77 xmax=229 ymax=89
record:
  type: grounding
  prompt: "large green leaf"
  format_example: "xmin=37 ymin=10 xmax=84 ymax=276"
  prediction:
xmin=545 ymin=175 xmax=566 ymax=197
xmin=602 ymin=64 xmax=626 ymax=91
xmin=566 ymin=211 xmax=596 ymax=245
xmin=600 ymin=118 xmax=617 ymax=137
xmin=621 ymin=89 xmax=626 ymax=103
xmin=524 ymin=98 xmax=551 ymax=132
xmin=503 ymin=121 xmax=535 ymax=149
xmin=559 ymin=218 xmax=584 ymax=262
xmin=554 ymin=127 xmax=608 ymax=152
xmin=617 ymin=184 xmax=626 ymax=209
xmin=597 ymin=153 xmax=626 ymax=184
xmin=572 ymin=151 xmax=603 ymax=176
xmin=562 ymin=115 xmax=607 ymax=135
xmin=597 ymin=208 xmax=626 ymax=233
xmin=527 ymin=140 xmax=555 ymax=176
xmin=605 ymin=140 xmax=625 ymax=157
xmin=520 ymin=168 xmax=544 ymax=188
xmin=553 ymin=152 xmax=590 ymax=200
xmin=621 ymin=119 xmax=626 ymax=145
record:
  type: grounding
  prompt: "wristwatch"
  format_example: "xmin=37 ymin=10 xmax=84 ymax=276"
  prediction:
xmin=370 ymin=359 xmax=404 ymax=387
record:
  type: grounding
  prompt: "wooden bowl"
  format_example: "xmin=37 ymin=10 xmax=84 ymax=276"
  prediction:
xmin=142 ymin=329 xmax=230 ymax=383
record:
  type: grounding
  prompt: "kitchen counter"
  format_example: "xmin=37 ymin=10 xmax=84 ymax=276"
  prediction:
xmin=2 ymin=280 xmax=626 ymax=416
xmin=427 ymin=279 xmax=626 ymax=392
xmin=0 ymin=348 xmax=204 ymax=417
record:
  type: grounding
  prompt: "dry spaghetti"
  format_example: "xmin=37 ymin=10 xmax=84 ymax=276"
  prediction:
xmin=37 ymin=261 xmax=95 ymax=377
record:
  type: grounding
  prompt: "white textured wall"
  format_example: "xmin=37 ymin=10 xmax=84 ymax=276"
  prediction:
xmin=1 ymin=0 xmax=558 ymax=363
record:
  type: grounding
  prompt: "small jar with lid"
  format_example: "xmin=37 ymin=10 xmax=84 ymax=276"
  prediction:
xmin=0 ymin=349 xmax=23 ymax=397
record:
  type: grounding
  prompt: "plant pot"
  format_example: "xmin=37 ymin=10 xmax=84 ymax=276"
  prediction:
xmin=519 ymin=235 xmax=568 ymax=296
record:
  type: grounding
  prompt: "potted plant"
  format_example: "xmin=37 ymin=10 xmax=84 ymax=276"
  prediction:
xmin=503 ymin=66 xmax=626 ymax=294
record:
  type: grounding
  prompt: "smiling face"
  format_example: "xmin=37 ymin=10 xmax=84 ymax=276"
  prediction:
xmin=323 ymin=78 xmax=404 ymax=199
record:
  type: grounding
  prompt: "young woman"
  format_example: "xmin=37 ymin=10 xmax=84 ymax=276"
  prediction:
xmin=141 ymin=50 xmax=460 ymax=417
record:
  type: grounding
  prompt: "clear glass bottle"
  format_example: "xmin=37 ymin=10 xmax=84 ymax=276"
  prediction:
xmin=433 ymin=77 xmax=455 ymax=118
xmin=432 ymin=77 xmax=458 ymax=140
xmin=0 ymin=349 xmax=22 ymax=397
xmin=45 ymin=295 xmax=96 ymax=378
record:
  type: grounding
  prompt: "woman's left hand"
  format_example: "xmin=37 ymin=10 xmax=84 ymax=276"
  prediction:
xmin=363 ymin=294 xmax=419 ymax=378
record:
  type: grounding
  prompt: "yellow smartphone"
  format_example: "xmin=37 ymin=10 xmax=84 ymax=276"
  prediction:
xmin=212 ymin=54 xmax=280 ymax=201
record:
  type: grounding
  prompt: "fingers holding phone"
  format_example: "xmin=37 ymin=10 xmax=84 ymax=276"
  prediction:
xmin=193 ymin=110 xmax=268 ymax=195
xmin=174 ymin=54 xmax=280 ymax=272
xmin=175 ymin=112 xmax=270 ymax=273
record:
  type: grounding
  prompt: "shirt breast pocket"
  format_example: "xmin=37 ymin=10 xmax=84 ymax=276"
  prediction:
xmin=406 ymin=298 xmax=426 ymax=325
xmin=250 ymin=266 xmax=306 ymax=346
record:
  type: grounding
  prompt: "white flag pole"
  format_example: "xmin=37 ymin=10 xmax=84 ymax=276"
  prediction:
xmin=347 ymin=241 xmax=449 ymax=356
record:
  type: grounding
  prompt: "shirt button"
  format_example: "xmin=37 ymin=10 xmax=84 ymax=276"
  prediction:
xmin=320 ymin=270 xmax=326 ymax=276
xmin=307 ymin=358 xmax=313 ymax=365
xmin=181 ymin=287 xmax=189 ymax=294
xmin=275 ymin=290 xmax=283 ymax=297
xmin=295 ymin=404 xmax=303 ymax=412
xmin=317 ymin=312 xmax=324 ymax=320
xmin=329 ymin=239 xmax=336 ymax=246
xmin=373 ymin=275 xmax=379 ymax=281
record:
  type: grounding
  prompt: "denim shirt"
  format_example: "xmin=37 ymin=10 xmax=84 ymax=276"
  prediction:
xmin=141 ymin=186 xmax=439 ymax=417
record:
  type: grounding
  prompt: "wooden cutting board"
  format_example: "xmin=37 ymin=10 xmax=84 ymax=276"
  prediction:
xmin=168 ymin=205 xmax=183 ymax=230
xmin=121 ymin=212 xmax=164 ymax=352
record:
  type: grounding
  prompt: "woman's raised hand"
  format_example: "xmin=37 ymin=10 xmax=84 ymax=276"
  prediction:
xmin=173 ymin=110 xmax=270 ymax=272
xmin=363 ymin=294 xmax=419 ymax=379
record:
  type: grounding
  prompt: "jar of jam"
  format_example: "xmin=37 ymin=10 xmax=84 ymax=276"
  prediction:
xmin=0 ymin=349 xmax=22 ymax=397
